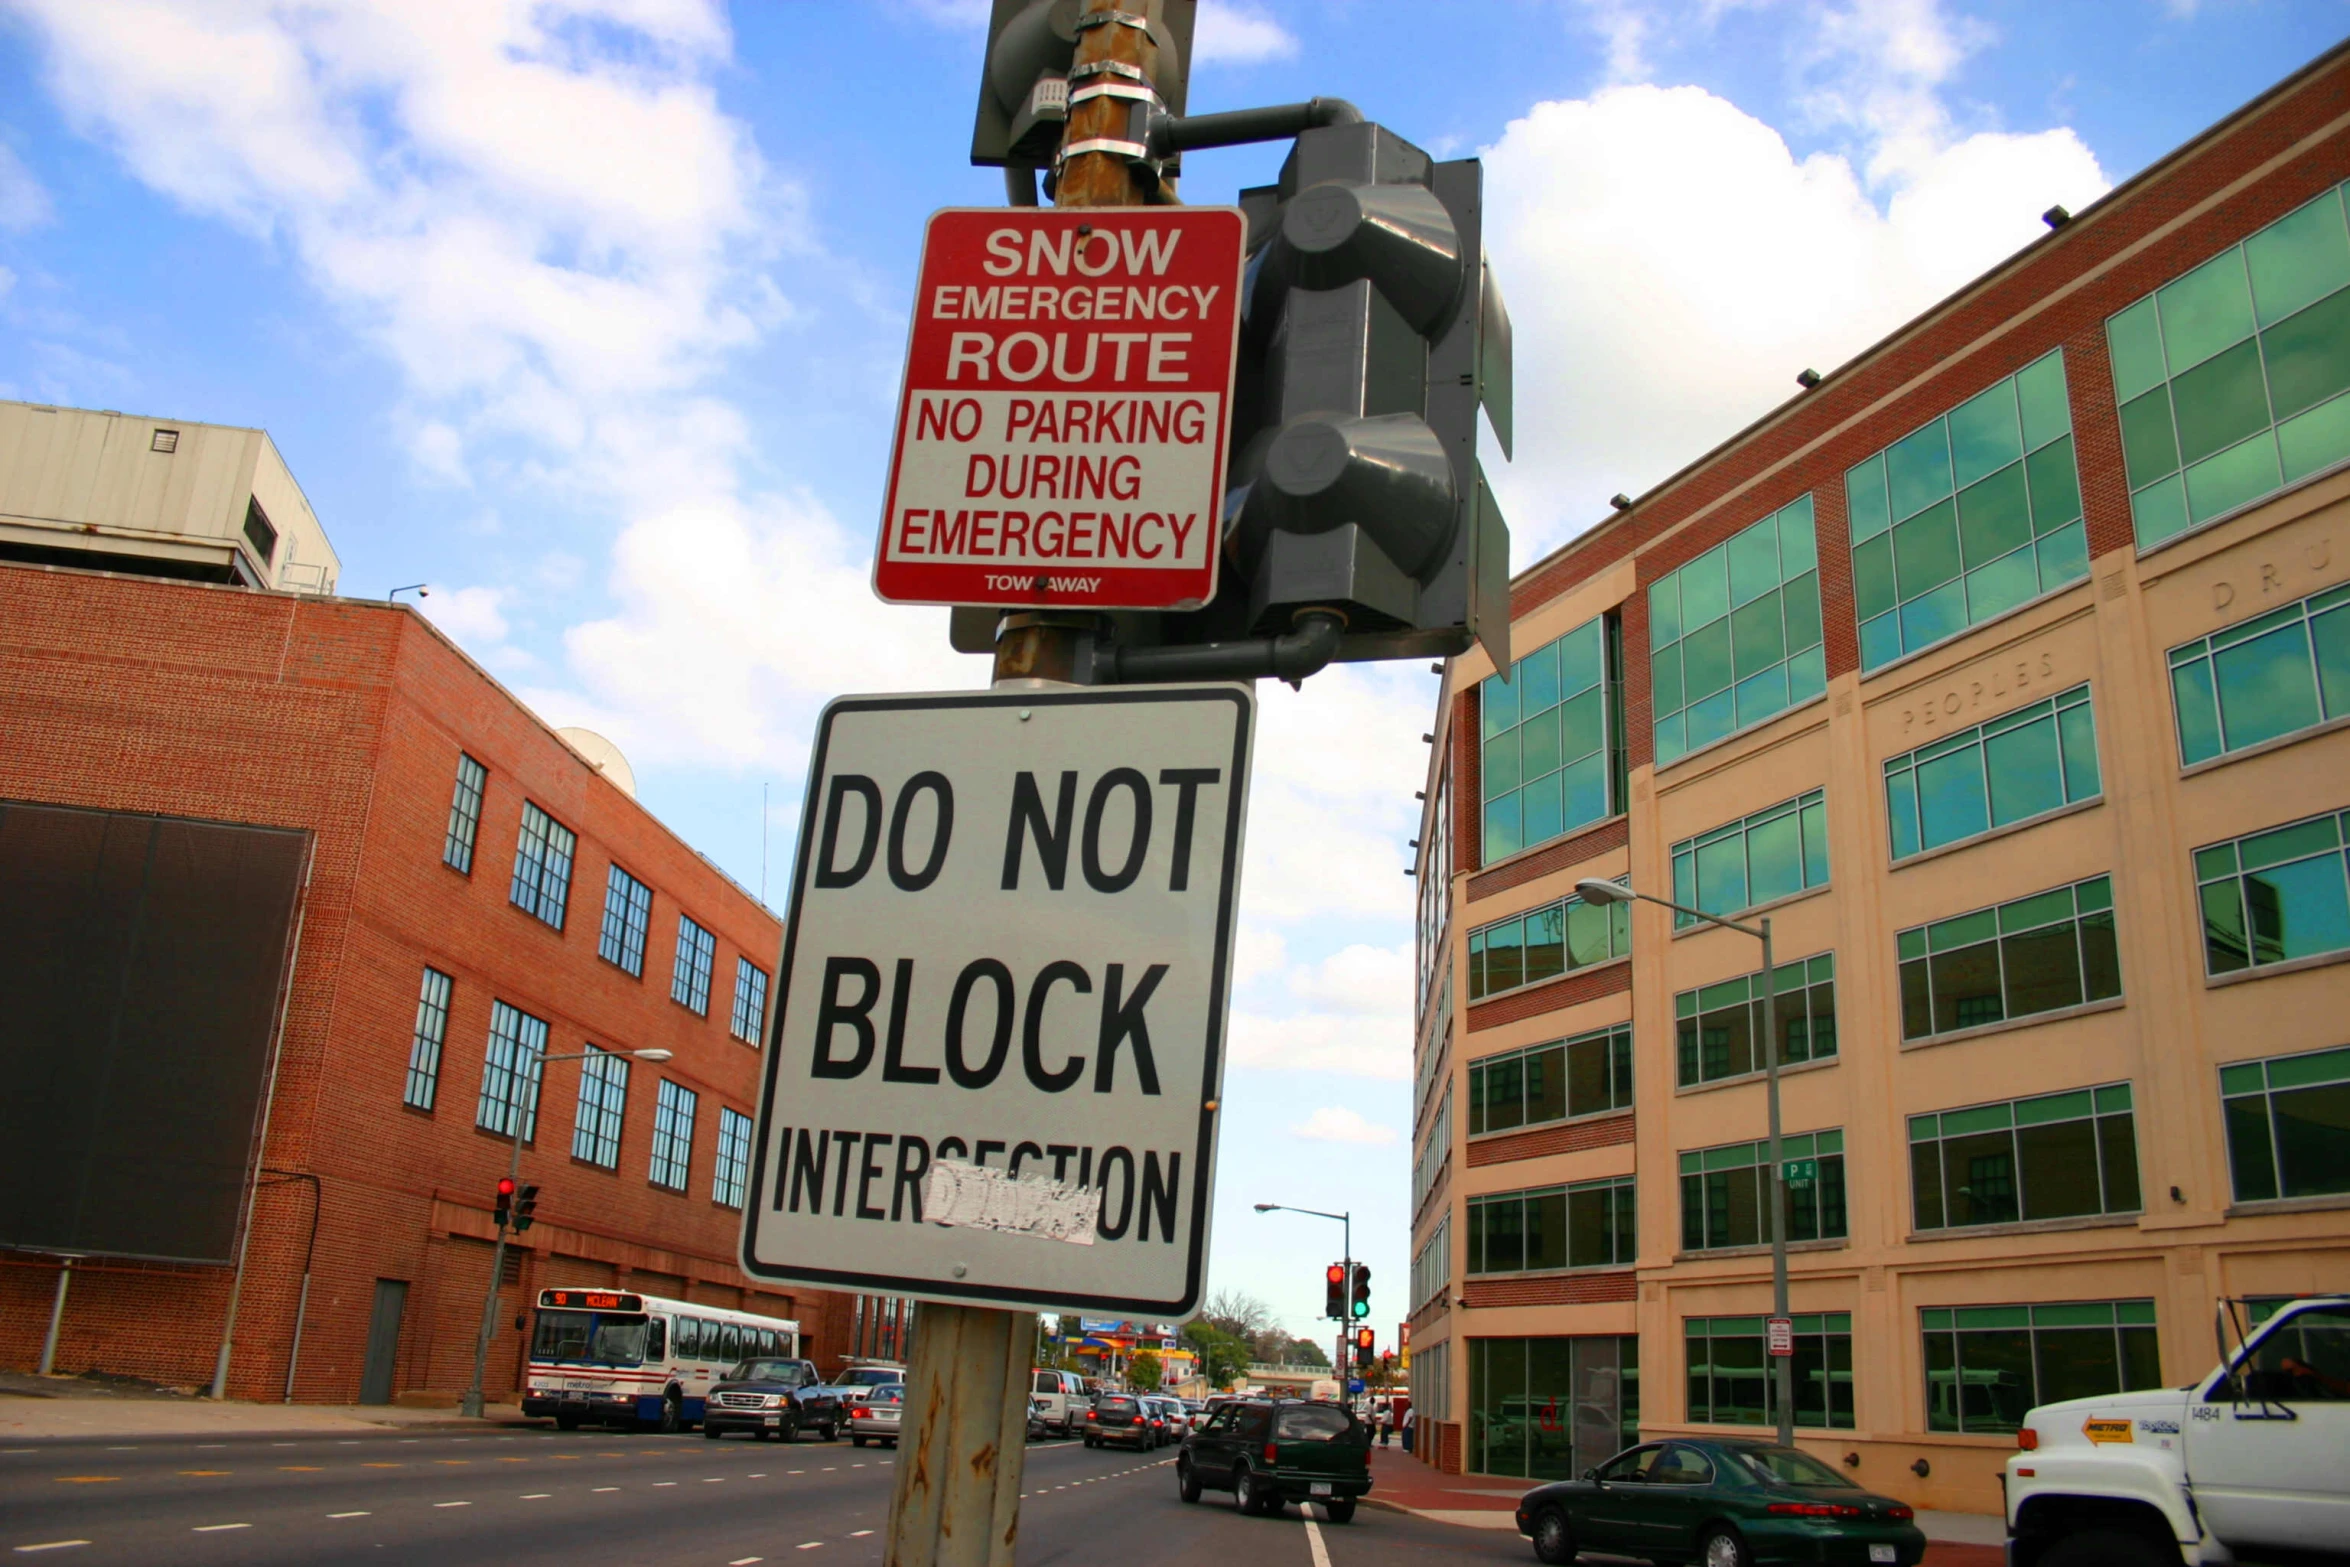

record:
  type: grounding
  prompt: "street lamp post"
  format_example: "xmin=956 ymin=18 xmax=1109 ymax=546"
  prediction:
xmin=460 ymin=1046 xmax=673 ymax=1421
xmin=1253 ymin=1202 xmax=1351 ymax=1398
xmin=1575 ymin=877 xmax=1795 ymax=1447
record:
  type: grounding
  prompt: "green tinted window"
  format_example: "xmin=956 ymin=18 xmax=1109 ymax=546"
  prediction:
xmin=2167 ymin=585 xmax=2350 ymax=765
xmin=1466 ymin=1176 xmax=1636 ymax=1274
xmin=2218 ymin=1045 xmax=2350 ymax=1203
xmin=1673 ymin=954 xmax=1838 ymax=1086
xmin=1463 ymin=884 xmax=1632 ymax=1001
xmin=1686 ymin=1313 xmax=1854 ymax=1429
xmin=1678 ymin=1128 xmax=1847 ymax=1250
xmin=1468 ymin=1336 xmax=1638 ymax=1481
xmin=2106 ymin=180 xmax=2350 ymax=550
xmin=1897 ymin=875 xmax=2120 ymax=1041
xmin=2194 ymin=808 xmax=2350 ymax=976
xmin=1669 ymin=789 xmax=1830 ymax=925
xmin=1922 ymin=1300 xmax=2161 ymax=1433
xmin=1907 ymin=1080 xmax=2140 ymax=1232
xmin=1481 ymin=617 xmax=1618 ymax=862
xmin=1652 ymin=496 xmax=1826 ymax=766
xmin=1466 ymin=1025 xmax=1634 ymax=1134
xmin=1847 ymin=351 xmax=2085 ymax=671
xmin=1884 ymin=685 xmax=2101 ymax=859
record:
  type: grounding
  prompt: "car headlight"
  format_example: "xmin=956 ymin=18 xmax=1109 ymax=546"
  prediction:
xmin=765 ymin=1395 xmax=787 ymax=1408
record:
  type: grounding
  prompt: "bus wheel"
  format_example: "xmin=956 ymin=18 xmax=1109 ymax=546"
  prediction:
xmin=658 ymin=1392 xmax=684 ymax=1435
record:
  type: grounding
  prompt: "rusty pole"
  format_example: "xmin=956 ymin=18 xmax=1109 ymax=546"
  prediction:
xmin=989 ymin=0 xmax=1172 ymax=687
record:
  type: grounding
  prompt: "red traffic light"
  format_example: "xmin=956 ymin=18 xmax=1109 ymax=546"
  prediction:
xmin=1325 ymin=1264 xmax=1345 ymax=1284
xmin=1354 ymin=1327 xmax=1375 ymax=1355
xmin=497 ymin=1177 xmax=517 ymax=1196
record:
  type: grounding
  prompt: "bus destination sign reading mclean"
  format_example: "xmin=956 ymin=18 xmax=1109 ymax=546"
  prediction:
xmin=740 ymin=686 xmax=1253 ymax=1317
xmin=871 ymin=207 xmax=1246 ymax=612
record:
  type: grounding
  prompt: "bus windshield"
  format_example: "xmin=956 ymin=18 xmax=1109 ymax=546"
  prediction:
xmin=532 ymin=1309 xmax=649 ymax=1366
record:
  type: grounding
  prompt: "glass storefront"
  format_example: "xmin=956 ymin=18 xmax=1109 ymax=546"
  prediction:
xmin=1467 ymin=1335 xmax=1639 ymax=1480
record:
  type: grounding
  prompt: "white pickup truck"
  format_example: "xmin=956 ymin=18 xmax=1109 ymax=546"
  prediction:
xmin=2004 ymin=1295 xmax=2348 ymax=1566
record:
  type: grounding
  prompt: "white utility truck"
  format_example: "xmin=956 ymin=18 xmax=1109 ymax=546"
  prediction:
xmin=2004 ymin=1295 xmax=2348 ymax=1565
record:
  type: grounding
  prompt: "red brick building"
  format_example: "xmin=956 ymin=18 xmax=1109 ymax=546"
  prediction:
xmin=0 ymin=554 xmax=903 ymax=1404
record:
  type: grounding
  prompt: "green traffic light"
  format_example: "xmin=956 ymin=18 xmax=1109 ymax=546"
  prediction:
xmin=1351 ymin=1300 xmax=1368 ymax=1318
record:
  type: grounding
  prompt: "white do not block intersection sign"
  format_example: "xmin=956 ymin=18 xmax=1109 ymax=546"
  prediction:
xmin=872 ymin=207 xmax=1246 ymax=612
xmin=741 ymin=686 xmax=1252 ymax=1317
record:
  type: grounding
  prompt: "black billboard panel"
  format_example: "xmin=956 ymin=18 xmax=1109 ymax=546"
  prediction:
xmin=0 ymin=801 xmax=308 ymax=1264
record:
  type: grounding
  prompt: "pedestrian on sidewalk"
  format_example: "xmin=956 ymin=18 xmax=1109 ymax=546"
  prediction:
xmin=1377 ymin=1402 xmax=1392 ymax=1446
xmin=1400 ymin=1403 xmax=1415 ymax=1454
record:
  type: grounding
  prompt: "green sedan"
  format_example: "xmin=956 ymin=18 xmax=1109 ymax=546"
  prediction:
xmin=1513 ymin=1438 xmax=1927 ymax=1566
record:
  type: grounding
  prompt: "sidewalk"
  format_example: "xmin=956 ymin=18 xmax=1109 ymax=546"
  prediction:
xmin=1361 ymin=1447 xmax=2006 ymax=1565
xmin=0 ymin=1370 xmax=537 ymax=1442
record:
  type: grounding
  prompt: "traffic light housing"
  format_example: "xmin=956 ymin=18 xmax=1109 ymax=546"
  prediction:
xmin=1350 ymin=1262 xmax=1372 ymax=1320
xmin=968 ymin=0 xmax=1198 ymax=169
xmin=514 ymin=1183 xmax=539 ymax=1233
xmin=1354 ymin=1327 xmax=1375 ymax=1359
xmin=494 ymin=1176 xmax=516 ymax=1229
xmin=1324 ymin=1262 xmax=1347 ymax=1321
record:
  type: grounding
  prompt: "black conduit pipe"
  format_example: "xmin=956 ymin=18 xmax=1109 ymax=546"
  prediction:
xmin=1104 ymin=611 xmax=1344 ymax=688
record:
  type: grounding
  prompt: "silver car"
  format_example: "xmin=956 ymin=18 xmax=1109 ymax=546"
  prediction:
xmin=847 ymin=1382 xmax=903 ymax=1447
xmin=1148 ymin=1395 xmax=1191 ymax=1446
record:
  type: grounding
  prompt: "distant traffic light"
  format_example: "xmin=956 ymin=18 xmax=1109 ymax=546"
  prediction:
xmin=1354 ymin=1327 xmax=1375 ymax=1361
xmin=1324 ymin=1262 xmax=1347 ymax=1321
xmin=513 ymin=1183 xmax=539 ymax=1233
xmin=494 ymin=1176 xmax=516 ymax=1229
xmin=1350 ymin=1262 xmax=1372 ymax=1319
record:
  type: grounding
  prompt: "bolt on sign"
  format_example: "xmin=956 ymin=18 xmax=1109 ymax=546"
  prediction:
xmin=872 ymin=208 xmax=1247 ymax=612
xmin=741 ymin=686 xmax=1253 ymax=1317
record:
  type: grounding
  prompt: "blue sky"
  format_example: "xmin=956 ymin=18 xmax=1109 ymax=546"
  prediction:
xmin=1 ymin=0 xmax=2341 ymax=1350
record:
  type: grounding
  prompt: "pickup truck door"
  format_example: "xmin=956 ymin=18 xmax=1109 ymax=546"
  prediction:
xmin=2188 ymin=1303 xmax=2350 ymax=1553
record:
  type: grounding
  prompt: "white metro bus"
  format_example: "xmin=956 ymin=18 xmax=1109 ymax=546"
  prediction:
xmin=521 ymin=1288 xmax=801 ymax=1432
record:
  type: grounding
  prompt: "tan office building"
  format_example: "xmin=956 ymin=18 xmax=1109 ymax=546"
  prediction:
xmin=1404 ymin=45 xmax=2350 ymax=1513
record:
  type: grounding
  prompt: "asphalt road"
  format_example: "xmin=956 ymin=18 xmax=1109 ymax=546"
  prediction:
xmin=0 ymin=1423 xmax=1531 ymax=1566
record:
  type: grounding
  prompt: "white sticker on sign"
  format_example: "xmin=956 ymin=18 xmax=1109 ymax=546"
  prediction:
xmin=739 ymin=686 xmax=1252 ymax=1318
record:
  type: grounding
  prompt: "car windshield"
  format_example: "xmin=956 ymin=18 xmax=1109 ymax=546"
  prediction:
xmin=533 ymin=1309 xmax=648 ymax=1366
xmin=1735 ymin=1447 xmax=1859 ymax=1489
xmin=870 ymin=1386 xmax=904 ymax=1405
xmin=1097 ymin=1396 xmax=1138 ymax=1412
xmin=1274 ymin=1406 xmax=1354 ymax=1442
xmin=729 ymin=1359 xmax=804 ymax=1385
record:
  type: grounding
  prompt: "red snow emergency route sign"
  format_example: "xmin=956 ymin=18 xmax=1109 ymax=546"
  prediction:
xmin=873 ymin=207 xmax=1246 ymax=612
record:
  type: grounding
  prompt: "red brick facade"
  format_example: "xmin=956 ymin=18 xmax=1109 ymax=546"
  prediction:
xmin=1464 ymin=958 xmax=1632 ymax=1033
xmin=0 ymin=562 xmax=878 ymax=1402
xmin=1465 ymin=1110 xmax=1635 ymax=1168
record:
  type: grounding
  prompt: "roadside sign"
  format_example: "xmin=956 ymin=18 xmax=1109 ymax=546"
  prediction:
xmin=1783 ymin=1158 xmax=1817 ymax=1188
xmin=1767 ymin=1316 xmax=1795 ymax=1357
xmin=741 ymin=686 xmax=1253 ymax=1317
xmin=873 ymin=207 xmax=1247 ymax=612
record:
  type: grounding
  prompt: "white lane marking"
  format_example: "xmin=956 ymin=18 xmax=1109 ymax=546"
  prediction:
xmin=747 ymin=1473 xmax=766 ymax=1478
xmin=821 ymin=1466 xmax=837 ymax=1472
xmin=653 ymin=1481 xmax=677 ymax=1487
xmin=13 ymin=1544 xmax=91 ymax=1554
xmin=797 ymin=1544 xmax=823 ymax=1551
xmin=104 ymin=1448 xmax=137 ymax=1452
xmin=521 ymin=1493 xmax=551 ymax=1499
xmin=191 ymin=1524 xmax=250 ymax=1533
xmin=193 ymin=1446 xmax=227 ymax=1451
xmin=1304 ymin=1512 xmax=1332 ymax=1567
xmin=2 ymin=1450 xmax=38 ymax=1455
xmin=273 ymin=1443 xmax=298 ymax=1448
xmin=849 ymin=1530 xmax=874 ymax=1538
xmin=788 ymin=1470 xmax=806 ymax=1475
xmin=328 ymin=1512 xmax=369 ymax=1519
xmin=433 ymin=1501 xmax=469 ymax=1508
xmin=702 ymin=1477 xmax=725 ymax=1483
xmin=593 ymin=1487 xmax=620 ymax=1493
xmin=730 ymin=1558 xmax=764 ymax=1565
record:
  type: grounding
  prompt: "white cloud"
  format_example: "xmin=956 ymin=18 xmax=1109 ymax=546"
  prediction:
xmin=419 ymin=583 xmax=512 ymax=647
xmin=1289 ymin=1106 xmax=1396 ymax=1146
xmin=0 ymin=144 xmax=53 ymax=230
xmin=1286 ymin=942 xmax=1412 ymax=1015
xmin=1193 ymin=1 xmax=1298 ymax=65
xmin=1229 ymin=1010 xmax=1408 ymax=1081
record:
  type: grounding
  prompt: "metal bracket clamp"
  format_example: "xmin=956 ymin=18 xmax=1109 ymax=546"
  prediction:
xmin=1056 ymin=135 xmax=1156 ymax=165
xmin=1067 ymin=58 xmax=1149 ymax=84
xmin=1070 ymin=8 xmax=1152 ymax=31
xmin=1069 ymin=79 xmax=1161 ymax=110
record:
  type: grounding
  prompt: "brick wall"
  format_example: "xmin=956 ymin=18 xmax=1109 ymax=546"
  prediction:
xmin=1458 ymin=1269 xmax=1637 ymax=1309
xmin=1465 ymin=1110 xmax=1635 ymax=1168
xmin=1465 ymin=959 xmax=1631 ymax=1032
xmin=0 ymin=563 xmax=866 ymax=1401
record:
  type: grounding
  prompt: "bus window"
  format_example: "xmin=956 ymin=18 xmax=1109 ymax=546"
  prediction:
xmin=676 ymin=1318 xmax=699 ymax=1359
xmin=533 ymin=1310 xmax=594 ymax=1361
xmin=646 ymin=1318 xmax=666 ymax=1360
xmin=721 ymin=1324 xmax=742 ymax=1361
xmin=758 ymin=1328 xmax=776 ymax=1356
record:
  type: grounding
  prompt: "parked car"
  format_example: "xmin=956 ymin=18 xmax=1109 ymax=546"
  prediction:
xmin=1027 ymin=1396 xmax=1051 ymax=1441
xmin=1177 ymin=1397 xmax=1372 ymax=1522
xmin=1514 ymin=1439 xmax=1926 ymax=1566
xmin=847 ymin=1382 xmax=904 ymax=1448
xmin=1031 ymin=1369 xmax=1089 ymax=1436
xmin=1085 ymin=1393 xmax=1156 ymax=1451
xmin=1147 ymin=1396 xmax=1192 ymax=1445
xmin=701 ymin=1357 xmax=845 ymax=1442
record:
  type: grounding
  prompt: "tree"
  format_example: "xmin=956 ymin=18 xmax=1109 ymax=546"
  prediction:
xmin=1183 ymin=1320 xmax=1250 ymax=1389
xmin=1285 ymin=1337 xmax=1330 ymax=1368
xmin=1128 ymin=1349 xmax=1163 ymax=1390
xmin=1202 ymin=1289 xmax=1273 ymax=1342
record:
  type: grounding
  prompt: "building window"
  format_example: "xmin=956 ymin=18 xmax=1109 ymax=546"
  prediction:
xmin=1923 ymin=1300 xmax=2160 ymax=1433
xmin=1909 ymin=1082 xmax=2139 ymax=1231
xmin=2222 ymin=1045 xmax=2350 ymax=1202
xmin=1411 ymin=1216 xmax=1451 ymax=1311
xmin=443 ymin=754 xmax=487 ymax=874
xmin=1678 ymin=1130 xmax=1846 ymax=1251
xmin=1847 ymin=350 xmax=2086 ymax=671
xmin=1468 ymin=1335 xmax=1638 ymax=1480
xmin=476 ymin=1000 xmax=549 ymax=1141
xmin=1417 ymin=768 xmax=1453 ymax=1006
xmin=1466 ymin=1176 xmax=1635 ymax=1275
xmin=1669 ymin=789 xmax=1828 ymax=926
xmin=2173 ymin=587 xmax=2350 ymax=768
xmin=1898 ymin=875 xmax=2120 ymax=1041
xmin=714 ymin=1107 xmax=754 ymax=1209
xmin=243 ymin=497 xmax=278 ymax=563
xmin=1468 ymin=1025 xmax=1632 ymax=1136
xmin=1650 ymin=496 xmax=1826 ymax=766
xmin=1675 ymin=953 xmax=1836 ymax=1087
xmin=1479 ymin=614 xmax=1621 ymax=863
xmin=1686 ymin=1314 xmax=1854 ymax=1430
xmin=405 ymin=967 xmax=453 ymax=1110
xmin=731 ymin=958 xmax=769 ymax=1045
xmin=2107 ymin=179 xmax=2350 ymax=551
xmin=570 ymin=1046 xmax=629 ymax=1169
xmin=510 ymin=802 xmax=576 ymax=930
xmin=2195 ymin=808 xmax=2350 ymax=976
xmin=650 ymin=1079 xmax=698 ymax=1191
xmin=672 ymin=915 xmax=716 ymax=1015
xmin=1466 ymin=882 xmax=1630 ymax=1001
xmin=597 ymin=864 xmax=653 ymax=976
xmin=1413 ymin=1083 xmax=1453 ymax=1211
xmin=1885 ymin=685 xmax=2102 ymax=861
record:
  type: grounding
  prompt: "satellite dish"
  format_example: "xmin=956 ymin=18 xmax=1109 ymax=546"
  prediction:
xmin=558 ymin=727 xmax=637 ymax=798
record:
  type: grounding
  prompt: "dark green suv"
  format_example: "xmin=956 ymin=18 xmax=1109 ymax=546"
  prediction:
xmin=1176 ymin=1398 xmax=1372 ymax=1522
